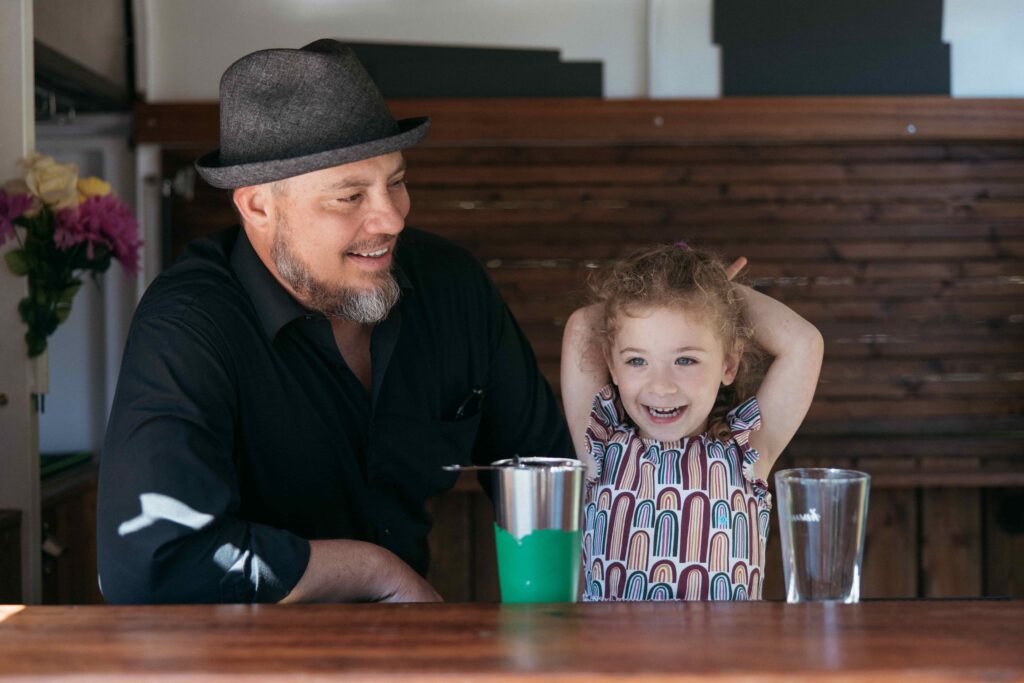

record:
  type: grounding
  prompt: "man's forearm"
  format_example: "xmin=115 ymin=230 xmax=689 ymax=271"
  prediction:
xmin=279 ymin=539 xmax=441 ymax=603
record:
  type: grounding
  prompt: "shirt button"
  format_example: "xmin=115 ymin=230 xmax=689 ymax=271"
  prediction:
xmin=383 ymin=528 xmax=391 ymax=536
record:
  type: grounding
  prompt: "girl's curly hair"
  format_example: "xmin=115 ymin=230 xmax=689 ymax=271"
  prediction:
xmin=588 ymin=243 xmax=765 ymax=439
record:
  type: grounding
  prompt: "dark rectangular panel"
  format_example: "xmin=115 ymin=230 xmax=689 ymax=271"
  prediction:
xmin=714 ymin=0 xmax=950 ymax=95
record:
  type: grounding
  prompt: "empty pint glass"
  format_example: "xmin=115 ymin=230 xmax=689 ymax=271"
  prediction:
xmin=775 ymin=468 xmax=870 ymax=603
xmin=491 ymin=457 xmax=585 ymax=603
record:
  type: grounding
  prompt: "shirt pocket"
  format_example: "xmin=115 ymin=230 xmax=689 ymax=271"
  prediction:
xmin=370 ymin=412 xmax=484 ymax=504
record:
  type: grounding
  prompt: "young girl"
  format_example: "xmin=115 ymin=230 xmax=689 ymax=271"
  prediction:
xmin=561 ymin=243 xmax=823 ymax=601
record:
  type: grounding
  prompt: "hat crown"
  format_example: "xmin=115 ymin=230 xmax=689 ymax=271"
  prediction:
xmin=218 ymin=40 xmax=400 ymax=167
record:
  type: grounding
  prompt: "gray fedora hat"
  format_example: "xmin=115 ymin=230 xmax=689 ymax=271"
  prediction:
xmin=195 ymin=39 xmax=430 ymax=189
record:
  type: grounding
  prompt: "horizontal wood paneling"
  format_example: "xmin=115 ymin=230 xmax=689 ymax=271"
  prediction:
xmin=147 ymin=98 xmax=1023 ymax=600
xmin=156 ymin=103 xmax=1023 ymax=476
xmin=136 ymin=98 xmax=1024 ymax=145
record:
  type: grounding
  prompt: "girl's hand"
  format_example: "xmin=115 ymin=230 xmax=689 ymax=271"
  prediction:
xmin=726 ymin=256 xmax=748 ymax=281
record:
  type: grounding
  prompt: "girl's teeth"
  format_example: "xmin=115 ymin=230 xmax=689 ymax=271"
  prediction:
xmin=649 ymin=406 xmax=680 ymax=417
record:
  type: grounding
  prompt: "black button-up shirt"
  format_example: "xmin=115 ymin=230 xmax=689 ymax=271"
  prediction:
xmin=97 ymin=227 xmax=571 ymax=603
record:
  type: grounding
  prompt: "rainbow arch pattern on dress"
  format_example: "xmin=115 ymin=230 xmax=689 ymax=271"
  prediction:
xmin=582 ymin=385 xmax=771 ymax=601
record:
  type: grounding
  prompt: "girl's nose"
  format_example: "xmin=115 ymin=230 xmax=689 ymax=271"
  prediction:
xmin=647 ymin=373 xmax=679 ymax=396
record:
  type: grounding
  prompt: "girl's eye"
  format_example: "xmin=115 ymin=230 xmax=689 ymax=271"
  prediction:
xmin=625 ymin=357 xmax=647 ymax=367
xmin=675 ymin=357 xmax=696 ymax=366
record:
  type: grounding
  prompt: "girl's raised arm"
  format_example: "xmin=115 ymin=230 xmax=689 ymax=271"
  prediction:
xmin=560 ymin=304 xmax=609 ymax=468
xmin=738 ymin=284 xmax=824 ymax=481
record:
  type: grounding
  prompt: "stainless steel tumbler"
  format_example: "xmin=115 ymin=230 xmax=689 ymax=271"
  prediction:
xmin=489 ymin=457 xmax=585 ymax=602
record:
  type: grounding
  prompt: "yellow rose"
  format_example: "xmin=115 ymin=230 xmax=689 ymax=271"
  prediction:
xmin=20 ymin=153 xmax=79 ymax=210
xmin=77 ymin=176 xmax=111 ymax=201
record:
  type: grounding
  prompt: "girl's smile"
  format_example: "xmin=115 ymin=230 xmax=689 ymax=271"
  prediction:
xmin=644 ymin=404 xmax=687 ymax=422
xmin=608 ymin=305 xmax=738 ymax=442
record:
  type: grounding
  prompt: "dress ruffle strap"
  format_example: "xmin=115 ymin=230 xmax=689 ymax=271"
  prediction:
xmin=726 ymin=396 xmax=762 ymax=444
xmin=728 ymin=397 xmax=772 ymax=508
xmin=585 ymin=384 xmax=622 ymax=481
xmin=593 ymin=384 xmax=624 ymax=429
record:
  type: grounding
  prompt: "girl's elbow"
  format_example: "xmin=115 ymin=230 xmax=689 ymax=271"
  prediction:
xmin=778 ymin=322 xmax=823 ymax=370
xmin=809 ymin=326 xmax=825 ymax=360
xmin=798 ymin=325 xmax=825 ymax=371
xmin=803 ymin=322 xmax=823 ymax=349
xmin=565 ymin=306 xmax=596 ymax=337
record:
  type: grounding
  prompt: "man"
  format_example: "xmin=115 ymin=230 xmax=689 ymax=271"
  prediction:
xmin=97 ymin=39 xmax=572 ymax=603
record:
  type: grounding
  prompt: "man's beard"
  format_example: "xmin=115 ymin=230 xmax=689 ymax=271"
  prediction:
xmin=271 ymin=217 xmax=400 ymax=323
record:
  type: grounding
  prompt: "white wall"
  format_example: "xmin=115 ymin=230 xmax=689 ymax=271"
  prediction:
xmin=135 ymin=0 xmax=1024 ymax=100
xmin=944 ymin=0 xmax=1024 ymax=97
xmin=135 ymin=0 xmax=649 ymax=99
xmin=649 ymin=0 xmax=720 ymax=98
xmin=34 ymin=0 xmax=127 ymax=90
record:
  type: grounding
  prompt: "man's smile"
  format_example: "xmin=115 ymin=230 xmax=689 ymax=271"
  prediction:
xmin=345 ymin=239 xmax=396 ymax=270
xmin=349 ymin=246 xmax=389 ymax=258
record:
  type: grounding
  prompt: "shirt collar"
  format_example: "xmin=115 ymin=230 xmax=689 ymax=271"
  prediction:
xmin=229 ymin=227 xmax=414 ymax=341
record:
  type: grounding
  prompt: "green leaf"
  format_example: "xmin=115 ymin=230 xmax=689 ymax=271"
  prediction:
xmin=55 ymin=302 xmax=72 ymax=323
xmin=40 ymin=310 xmax=59 ymax=336
xmin=4 ymin=249 xmax=29 ymax=276
xmin=59 ymin=281 xmax=82 ymax=304
xmin=17 ymin=297 xmax=35 ymax=325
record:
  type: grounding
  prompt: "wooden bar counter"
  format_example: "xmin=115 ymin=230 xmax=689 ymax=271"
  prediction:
xmin=1 ymin=600 xmax=1021 ymax=681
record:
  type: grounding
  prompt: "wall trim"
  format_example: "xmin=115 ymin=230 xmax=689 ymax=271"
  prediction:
xmin=136 ymin=97 xmax=1024 ymax=147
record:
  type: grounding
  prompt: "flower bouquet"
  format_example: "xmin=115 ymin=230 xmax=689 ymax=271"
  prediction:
xmin=0 ymin=153 xmax=142 ymax=357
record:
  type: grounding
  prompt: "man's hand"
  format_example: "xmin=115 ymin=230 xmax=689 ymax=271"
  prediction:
xmin=281 ymin=539 xmax=443 ymax=603
xmin=379 ymin=562 xmax=443 ymax=603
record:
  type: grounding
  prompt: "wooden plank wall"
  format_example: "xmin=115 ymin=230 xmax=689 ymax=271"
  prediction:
xmin=141 ymin=98 xmax=1024 ymax=601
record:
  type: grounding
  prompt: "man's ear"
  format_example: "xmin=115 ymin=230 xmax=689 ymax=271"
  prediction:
xmin=232 ymin=184 xmax=274 ymax=232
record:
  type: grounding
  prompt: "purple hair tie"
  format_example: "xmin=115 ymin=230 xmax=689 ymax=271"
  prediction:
xmin=675 ymin=241 xmax=689 ymax=250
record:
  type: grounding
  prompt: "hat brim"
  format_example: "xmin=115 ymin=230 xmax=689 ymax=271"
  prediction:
xmin=195 ymin=116 xmax=431 ymax=189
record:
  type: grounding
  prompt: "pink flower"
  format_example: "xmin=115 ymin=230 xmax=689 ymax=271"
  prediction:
xmin=54 ymin=194 xmax=142 ymax=276
xmin=0 ymin=190 xmax=34 ymax=246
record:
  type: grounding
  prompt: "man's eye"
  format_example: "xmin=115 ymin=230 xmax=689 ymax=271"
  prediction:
xmin=338 ymin=194 xmax=362 ymax=204
xmin=625 ymin=358 xmax=646 ymax=367
xmin=675 ymin=357 xmax=696 ymax=366
xmin=390 ymin=178 xmax=406 ymax=188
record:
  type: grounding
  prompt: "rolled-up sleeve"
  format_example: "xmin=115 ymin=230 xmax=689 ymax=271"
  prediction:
xmin=97 ymin=312 xmax=309 ymax=604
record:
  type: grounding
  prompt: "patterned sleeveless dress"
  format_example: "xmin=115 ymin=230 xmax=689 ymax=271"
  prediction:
xmin=581 ymin=384 xmax=772 ymax=601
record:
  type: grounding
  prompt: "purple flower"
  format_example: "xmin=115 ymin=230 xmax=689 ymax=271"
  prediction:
xmin=54 ymin=194 xmax=142 ymax=276
xmin=0 ymin=190 xmax=34 ymax=246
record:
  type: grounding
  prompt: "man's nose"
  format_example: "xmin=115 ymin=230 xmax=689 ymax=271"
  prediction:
xmin=365 ymin=192 xmax=406 ymax=235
